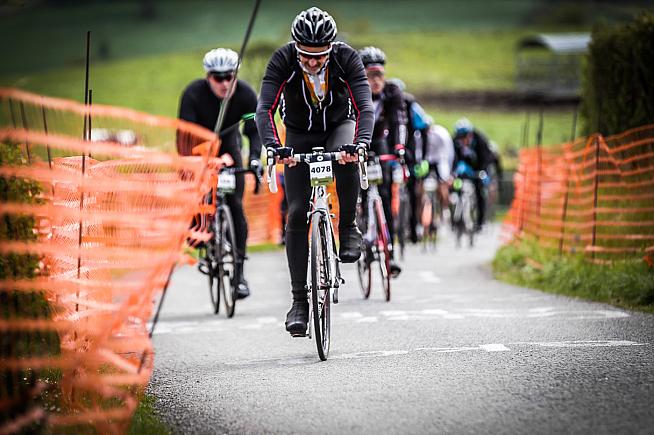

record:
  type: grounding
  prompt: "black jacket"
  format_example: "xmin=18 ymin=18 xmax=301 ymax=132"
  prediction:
xmin=371 ymin=81 xmax=408 ymax=154
xmin=256 ymin=42 xmax=374 ymax=148
xmin=178 ymin=79 xmax=262 ymax=160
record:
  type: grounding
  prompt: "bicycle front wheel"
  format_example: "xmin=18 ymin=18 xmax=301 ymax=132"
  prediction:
xmin=217 ymin=205 xmax=238 ymax=318
xmin=310 ymin=213 xmax=331 ymax=361
xmin=375 ymin=200 xmax=391 ymax=302
xmin=204 ymin=245 xmax=220 ymax=314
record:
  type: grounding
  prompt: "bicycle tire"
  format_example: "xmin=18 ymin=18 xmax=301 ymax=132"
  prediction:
xmin=311 ymin=213 xmax=331 ymax=360
xmin=396 ymin=187 xmax=410 ymax=260
xmin=375 ymin=200 xmax=391 ymax=302
xmin=357 ymin=253 xmax=372 ymax=299
xmin=217 ymin=205 xmax=238 ymax=318
xmin=205 ymin=245 xmax=221 ymax=314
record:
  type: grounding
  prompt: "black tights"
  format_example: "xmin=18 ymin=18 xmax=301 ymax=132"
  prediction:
xmin=284 ymin=121 xmax=358 ymax=294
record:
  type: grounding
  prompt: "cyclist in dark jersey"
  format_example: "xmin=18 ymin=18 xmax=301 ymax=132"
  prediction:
xmin=358 ymin=47 xmax=407 ymax=277
xmin=452 ymin=118 xmax=494 ymax=231
xmin=256 ymin=7 xmax=374 ymax=336
xmin=387 ymin=78 xmax=428 ymax=244
xmin=178 ymin=48 xmax=262 ymax=299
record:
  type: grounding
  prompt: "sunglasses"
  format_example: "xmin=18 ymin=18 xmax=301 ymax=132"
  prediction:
xmin=211 ymin=73 xmax=234 ymax=83
xmin=296 ymin=43 xmax=332 ymax=61
xmin=366 ymin=70 xmax=385 ymax=79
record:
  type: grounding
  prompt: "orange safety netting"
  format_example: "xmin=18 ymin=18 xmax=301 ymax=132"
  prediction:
xmin=503 ymin=124 xmax=654 ymax=263
xmin=0 ymin=88 xmax=225 ymax=433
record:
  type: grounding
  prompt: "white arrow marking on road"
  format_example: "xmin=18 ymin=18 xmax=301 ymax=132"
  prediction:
xmin=418 ymin=271 xmax=442 ymax=283
xmin=415 ymin=347 xmax=479 ymax=353
xmin=480 ymin=343 xmax=510 ymax=352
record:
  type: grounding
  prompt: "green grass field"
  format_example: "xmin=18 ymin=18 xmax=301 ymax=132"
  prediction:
xmin=5 ymin=0 xmax=633 ymax=75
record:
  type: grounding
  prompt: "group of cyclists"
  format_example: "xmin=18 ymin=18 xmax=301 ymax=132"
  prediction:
xmin=178 ymin=7 xmax=501 ymax=337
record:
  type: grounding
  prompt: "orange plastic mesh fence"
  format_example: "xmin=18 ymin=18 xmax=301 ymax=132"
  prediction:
xmin=503 ymin=124 xmax=654 ymax=262
xmin=0 ymin=88 xmax=225 ymax=433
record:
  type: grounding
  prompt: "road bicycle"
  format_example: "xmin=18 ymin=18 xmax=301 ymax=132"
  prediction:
xmin=267 ymin=146 xmax=367 ymax=361
xmin=392 ymin=150 xmax=411 ymax=260
xmin=419 ymin=169 xmax=442 ymax=251
xmin=450 ymin=162 xmax=483 ymax=248
xmin=356 ymin=153 xmax=402 ymax=302
xmin=198 ymin=166 xmax=260 ymax=317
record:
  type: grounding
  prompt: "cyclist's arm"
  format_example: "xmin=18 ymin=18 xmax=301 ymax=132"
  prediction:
xmin=241 ymin=83 xmax=263 ymax=161
xmin=256 ymin=47 xmax=289 ymax=149
xmin=341 ymin=48 xmax=374 ymax=148
xmin=176 ymin=86 xmax=201 ymax=155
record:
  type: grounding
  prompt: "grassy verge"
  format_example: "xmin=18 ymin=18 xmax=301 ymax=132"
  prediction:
xmin=128 ymin=394 xmax=171 ymax=435
xmin=492 ymin=238 xmax=654 ymax=313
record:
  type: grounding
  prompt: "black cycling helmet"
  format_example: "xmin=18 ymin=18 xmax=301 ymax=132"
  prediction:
xmin=291 ymin=7 xmax=337 ymax=47
xmin=358 ymin=46 xmax=386 ymax=68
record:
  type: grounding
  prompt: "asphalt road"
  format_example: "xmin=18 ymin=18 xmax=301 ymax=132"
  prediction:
xmin=149 ymin=226 xmax=654 ymax=434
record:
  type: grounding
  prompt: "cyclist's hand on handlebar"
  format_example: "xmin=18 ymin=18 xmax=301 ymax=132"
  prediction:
xmin=338 ymin=144 xmax=366 ymax=165
xmin=267 ymin=146 xmax=297 ymax=167
xmin=249 ymin=158 xmax=264 ymax=178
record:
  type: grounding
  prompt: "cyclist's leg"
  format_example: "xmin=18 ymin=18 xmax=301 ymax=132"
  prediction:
xmin=283 ymin=129 xmax=321 ymax=334
xmin=326 ymin=121 xmax=362 ymax=263
xmin=407 ymin=174 xmax=418 ymax=243
xmin=220 ymin=146 xmax=247 ymax=257
xmin=474 ymin=177 xmax=485 ymax=229
xmin=378 ymin=163 xmax=395 ymax=249
xmin=284 ymin=129 xmax=317 ymax=295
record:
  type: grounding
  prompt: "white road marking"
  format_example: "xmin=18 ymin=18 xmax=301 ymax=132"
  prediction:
xmin=513 ymin=340 xmax=646 ymax=348
xmin=341 ymin=312 xmax=364 ymax=319
xmin=480 ymin=343 xmax=510 ymax=352
xmin=356 ymin=317 xmax=379 ymax=323
xmin=380 ymin=310 xmax=407 ymax=316
xmin=418 ymin=271 xmax=442 ymax=283
xmin=257 ymin=317 xmax=278 ymax=324
xmin=221 ymin=340 xmax=648 ymax=366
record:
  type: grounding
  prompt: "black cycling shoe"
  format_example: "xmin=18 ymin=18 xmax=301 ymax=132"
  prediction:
xmin=390 ymin=260 xmax=402 ymax=278
xmin=236 ymin=279 xmax=250 ymax=299
xmin=339 ymin=224 xmax=363 ymax=263
xmin=285 ymin=300 xmax=309 ymax=337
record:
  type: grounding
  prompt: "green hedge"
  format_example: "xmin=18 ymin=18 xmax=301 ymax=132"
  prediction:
xmin=0 ymin=142 xmax=59 ymax=433
xmin=581 ymin=11 xmax=654 ymax=136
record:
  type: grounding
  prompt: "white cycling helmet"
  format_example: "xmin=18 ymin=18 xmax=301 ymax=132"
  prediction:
xmin=454 ymin=117 xmax=474 ymax=137
xmin=203 ymin=48 xmax=239 ymax=73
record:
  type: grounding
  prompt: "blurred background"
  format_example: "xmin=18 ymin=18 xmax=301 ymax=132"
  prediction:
xmin=1 ymin=0 xmax=651 ymax=172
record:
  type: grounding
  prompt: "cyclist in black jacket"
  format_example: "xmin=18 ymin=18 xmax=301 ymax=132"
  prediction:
xmin=452 ymin=118 xmax=494 ymax=231
xmin=358 ymin=47 xmax=407 ymax=277
xmin=178 ymin=48 xmax=262 ymax=299
xmin=256 ymin=7 xmax=374 ymax=336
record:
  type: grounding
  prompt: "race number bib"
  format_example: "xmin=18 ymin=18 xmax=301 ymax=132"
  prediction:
xmin=309 ymin=159 xmax=333 ymax=186
xmin=367 ymin=161 xmax=383 ymax=184
xmin=218 ymin=171 xmax=236 ymax=193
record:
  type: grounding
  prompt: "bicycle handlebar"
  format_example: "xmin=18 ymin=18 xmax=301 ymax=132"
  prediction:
xmin=266 ymin=146 xmax=368 ymax=193
xmin=219 ymin=166 xmax=262 ymax=194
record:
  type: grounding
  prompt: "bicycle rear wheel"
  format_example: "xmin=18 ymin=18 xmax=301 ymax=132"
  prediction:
xmin=311 ymin=213 xmax=331 ymax=361
xmin=217 ymin=205 xmax=238 ymax=318
xmin=375 ymin=200 xmax=391 ymax=302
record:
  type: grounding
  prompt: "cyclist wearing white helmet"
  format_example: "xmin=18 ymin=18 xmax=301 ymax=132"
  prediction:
xmin=256 ymin=7 xmax=374 ymax=336
xmin=178 ymin=47 xmax=262 ymax=300
xmin=452 ymin=117 xmax=495 ymax=231
xmin=358 ymin=46 xmax=408 ymax=277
